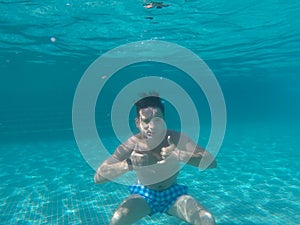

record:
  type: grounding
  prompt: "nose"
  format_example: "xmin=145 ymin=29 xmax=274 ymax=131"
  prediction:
xmin=143 ymin=120 xmax=155 ymax=131
xmin=149 ymin=117 xmax=164 ymax=130
xmin=148 ymin=121 xmax=154 ymax=129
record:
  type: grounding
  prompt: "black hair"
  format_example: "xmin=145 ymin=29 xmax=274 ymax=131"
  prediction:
xmin=134 ymin=96 xmax=165 ymax=116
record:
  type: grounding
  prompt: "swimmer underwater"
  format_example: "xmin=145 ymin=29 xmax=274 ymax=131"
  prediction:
xmin=94 ymin=94 xmax=217 ymax=225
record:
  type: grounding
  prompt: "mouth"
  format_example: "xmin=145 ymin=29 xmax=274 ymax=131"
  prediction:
xmin=146 ymin=131 xmax=152 ymax=137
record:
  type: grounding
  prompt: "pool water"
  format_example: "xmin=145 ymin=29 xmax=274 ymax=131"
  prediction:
xmin=1 ymin=0 xmax=299 ymax=224
xmin=1 ymin=122 xmax=299 ymax=224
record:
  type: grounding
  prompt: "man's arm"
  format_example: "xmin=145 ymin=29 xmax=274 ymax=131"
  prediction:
xmin=94 ymin=157 xmax=131 ymax=184
xmin=94 ymin=141 xmax=134 ymax=184
xmin=178 ymin=144 xmax=217 ymax=169
xmin=173 ymin=132 xmax=217 ymax=169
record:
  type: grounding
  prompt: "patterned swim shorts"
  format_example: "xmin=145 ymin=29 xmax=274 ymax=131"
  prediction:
xmin=129 ymin=184 xmax=188 ymax=215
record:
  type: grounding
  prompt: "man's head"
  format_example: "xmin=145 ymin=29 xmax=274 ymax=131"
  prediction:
xmin=134 ymin=96 xmax=164 ymax=117
xmin=134 ymin=96 xmax=166 ymax=139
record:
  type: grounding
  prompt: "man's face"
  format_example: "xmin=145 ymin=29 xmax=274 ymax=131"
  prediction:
xmin=136 ymin=107 xmax=166 ymax=140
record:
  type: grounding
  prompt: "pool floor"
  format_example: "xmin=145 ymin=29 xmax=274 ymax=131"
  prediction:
xmin=0 ymin=124 xmax=299 ymax=224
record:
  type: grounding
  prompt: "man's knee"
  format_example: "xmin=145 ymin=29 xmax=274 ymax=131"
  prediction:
xmin=193 ymin=209 xmax=216 ymax=225
xmin=110 ymin=207 xmax=129 ymax=225
xmin=122 ymin=194 xmax=145 ymax=206
xmin=109 ymin=195 xmax=150 ymax=225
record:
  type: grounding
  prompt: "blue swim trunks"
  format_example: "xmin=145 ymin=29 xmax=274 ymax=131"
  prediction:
xmin=129 ymin=184 xmax=188 ymax=215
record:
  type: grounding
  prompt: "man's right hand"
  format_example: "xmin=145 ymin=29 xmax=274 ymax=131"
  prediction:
xmin=161 ymin=136 xmax=176 ymax=160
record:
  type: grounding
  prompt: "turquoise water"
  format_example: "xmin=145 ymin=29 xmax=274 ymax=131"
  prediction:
xmin=1 ymin=0 xmax=300 ymax=224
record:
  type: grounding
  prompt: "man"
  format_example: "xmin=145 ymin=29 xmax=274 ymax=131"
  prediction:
xmin=94 ymin=95 xmax=217 ymax=225
xmin=143 ymin=1 xmax=170 ymax=9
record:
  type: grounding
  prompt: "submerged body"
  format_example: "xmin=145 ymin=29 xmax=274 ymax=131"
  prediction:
xmin=94 ymin=96 xmax=217 ymax=225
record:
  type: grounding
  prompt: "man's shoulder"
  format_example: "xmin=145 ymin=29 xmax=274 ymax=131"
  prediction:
xmin=123 ymin=134 xmax=144 ymax=148
xmin=127 ymin=134 xmax=141 ymax=142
